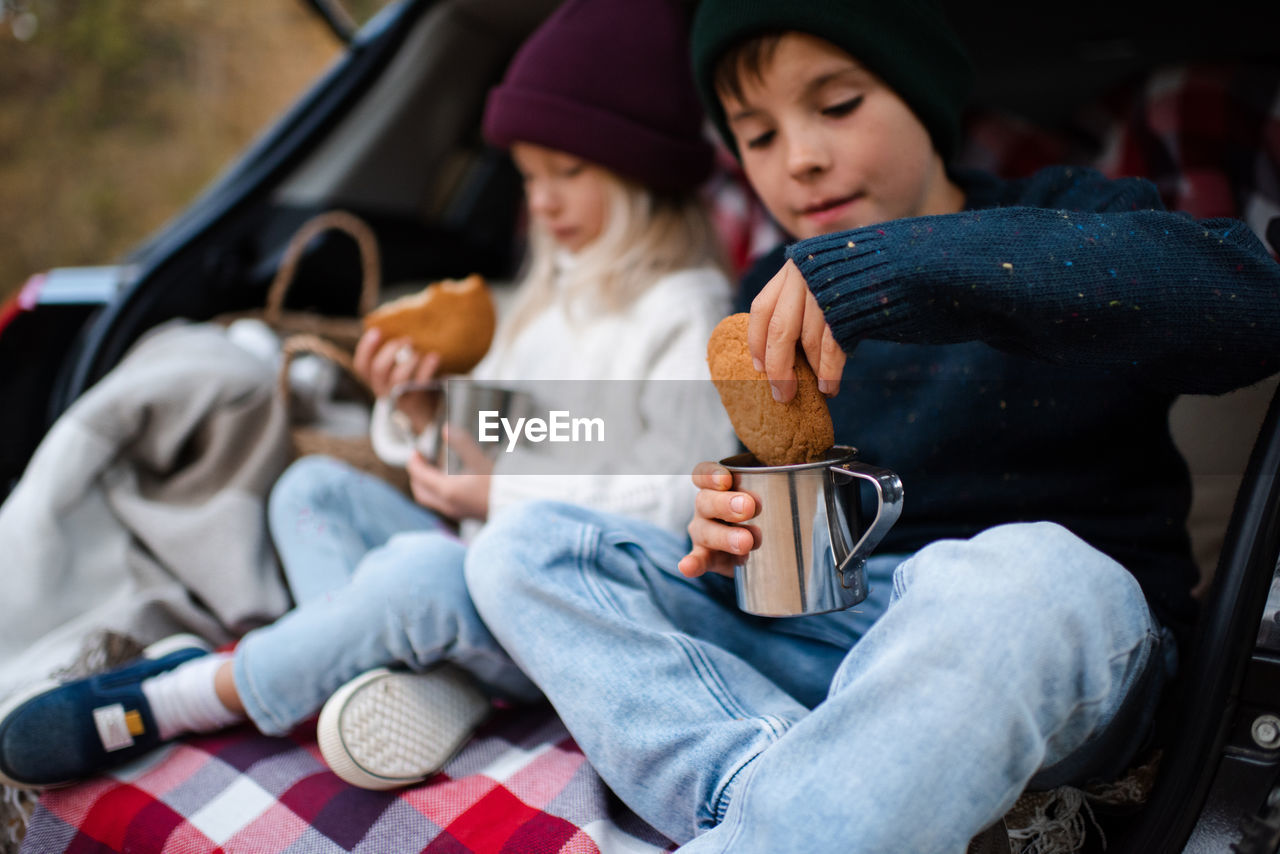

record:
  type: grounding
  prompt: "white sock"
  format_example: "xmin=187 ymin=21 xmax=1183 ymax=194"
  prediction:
xmin=141 ymin=653 xmax=244 ymax=741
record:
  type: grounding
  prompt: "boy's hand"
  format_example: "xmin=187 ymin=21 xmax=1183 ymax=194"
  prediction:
xmin=406 ymin=425 xmax=492 ymax=521
xmin=353 ymin=328 xmax=441 ymax=398
xmin=748 ymin=259 xmax=845 ymax=402
xmin=678 ymin=461 xmax=759 ymax=578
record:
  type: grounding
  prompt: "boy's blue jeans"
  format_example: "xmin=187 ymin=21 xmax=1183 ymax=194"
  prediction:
xmin=231 ymin=456 xmax=537 ymax=736
xmin=465 ymin=501 xmax=1174 ymax=854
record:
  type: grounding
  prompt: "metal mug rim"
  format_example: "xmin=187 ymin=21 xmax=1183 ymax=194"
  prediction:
xmin=720 ymin=445 xmax=858 ymax=473
xmin=390 ymin=375 xmax=524 ymax=397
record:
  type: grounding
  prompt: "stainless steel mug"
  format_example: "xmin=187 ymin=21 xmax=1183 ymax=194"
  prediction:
xmin=722 ymin=445 xmax=903 ymax=617
xmin=435 ymin=380 xmax=534 ymax=472
xmin=390 ymin=379 xmax=533 ymax=471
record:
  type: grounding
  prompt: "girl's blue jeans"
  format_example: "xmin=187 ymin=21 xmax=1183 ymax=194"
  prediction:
xmin=465 ymin=500 xmax=1175 ymax=854
xmin=231 ymin=456 xmax=537 ymax=736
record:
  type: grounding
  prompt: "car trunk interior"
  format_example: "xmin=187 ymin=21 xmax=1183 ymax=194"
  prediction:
xmin=52 ymin=0 xmax=560 ymax=415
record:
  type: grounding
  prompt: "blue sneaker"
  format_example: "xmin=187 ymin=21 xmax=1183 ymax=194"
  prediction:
xmin=0 ymin=634 xmax=210 ymax=788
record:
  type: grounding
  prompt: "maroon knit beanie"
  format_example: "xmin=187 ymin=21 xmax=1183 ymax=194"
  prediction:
xmin=483 ymin=0 xmax=713 ymax=193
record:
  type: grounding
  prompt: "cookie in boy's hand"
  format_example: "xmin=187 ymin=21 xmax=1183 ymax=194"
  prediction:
xmin=707 ymin=313 xmax=834 ymax=466
xmin=362 ymin=273 xmax=496 ymax=374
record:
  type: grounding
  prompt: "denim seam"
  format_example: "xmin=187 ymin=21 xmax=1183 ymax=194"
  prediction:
xmin=710 ymin=745 xmax=768 ymax=833
xmin=891 ymin=555 xmax=914 ymax=601
xmin=669 ymin=634 xmax=757 ymax=722
xmin=573 ymin=524 xmax=624 ymax=619
xmin=574 ymin=526 xmax=768 ymax=727
xmin=1035 ymin=628 xmax=1158 ymax=763
xmin=760 ymin=713 xmax=790 ymax=741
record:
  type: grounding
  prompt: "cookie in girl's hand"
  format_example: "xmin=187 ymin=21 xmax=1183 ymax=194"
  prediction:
xmin=706 ymin=313 xmax=834 ymax=466
xmin=362 ymin=274 xmax=496 ymax=375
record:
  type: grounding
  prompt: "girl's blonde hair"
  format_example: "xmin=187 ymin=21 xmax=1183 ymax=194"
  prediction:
xmin=499 ymin=171 xmax=726 ymax=342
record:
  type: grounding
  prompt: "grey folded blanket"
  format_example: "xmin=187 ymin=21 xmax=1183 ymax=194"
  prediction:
xmin=0 ymin=322 xmax=293 ymax=701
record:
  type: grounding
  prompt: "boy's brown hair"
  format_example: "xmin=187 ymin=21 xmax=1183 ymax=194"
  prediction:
xmin=710 ymin=32 xmax=784 ymax=109
xmin=690 ymin=0 xmax=972 ymax=160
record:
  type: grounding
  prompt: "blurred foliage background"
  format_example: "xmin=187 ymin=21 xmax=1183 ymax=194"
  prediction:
xmin=0 ymin=0 xmax=394 ymax=302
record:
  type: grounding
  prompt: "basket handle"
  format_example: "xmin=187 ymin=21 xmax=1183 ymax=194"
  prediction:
xmin=278 ymin=333 xmax=374 ymax=412
xmin=264 ymin=210 xmax=380 ymax=326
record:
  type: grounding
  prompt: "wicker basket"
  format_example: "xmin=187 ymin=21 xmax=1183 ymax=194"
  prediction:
xmin=279 ymin=333 xmax=411 ymax=494
xmin=216 ymin=210 xmax=411 ymax=491
xmin=217 ymin=209 xmax=380 ymax=350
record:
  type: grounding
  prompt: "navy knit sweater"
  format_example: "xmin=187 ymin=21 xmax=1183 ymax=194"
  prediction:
xmin=739 ymin=166 xmax=1280 ymax=647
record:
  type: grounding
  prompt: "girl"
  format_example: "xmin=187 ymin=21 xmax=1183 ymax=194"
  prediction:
xmin=0 ymin=0 xmax=734 ymax=793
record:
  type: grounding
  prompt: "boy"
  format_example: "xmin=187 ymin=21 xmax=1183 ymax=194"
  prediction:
xmin=465 ymin=1 xmax=1280 ymax=851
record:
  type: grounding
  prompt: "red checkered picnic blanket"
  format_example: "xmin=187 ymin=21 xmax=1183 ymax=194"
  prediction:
xmin=20 ymin=705 xmax=675 ymax=854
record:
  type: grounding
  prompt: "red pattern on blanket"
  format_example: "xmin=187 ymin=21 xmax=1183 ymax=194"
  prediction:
xmin=22 ymin=705 xmax=676 ymax=854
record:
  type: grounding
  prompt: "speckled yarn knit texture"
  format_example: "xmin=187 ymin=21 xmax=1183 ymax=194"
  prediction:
xmin=737 ymin=164 xmax=1280 ymax=647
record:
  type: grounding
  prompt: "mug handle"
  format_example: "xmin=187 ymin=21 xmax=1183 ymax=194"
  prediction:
xmin=826 ymin=462 xmax=904 ymax=587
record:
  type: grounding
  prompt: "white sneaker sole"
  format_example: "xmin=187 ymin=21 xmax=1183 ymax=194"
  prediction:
xmin=317 ymin=666 xmax=489 ymax=791
xmin=142 ymin=634 xmax=212 ymax=660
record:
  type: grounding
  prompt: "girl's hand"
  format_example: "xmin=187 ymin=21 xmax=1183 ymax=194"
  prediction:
xmin=406 ymin=425 xmax=493 ymax=521
xmin=353 ymin=328 xmax=441 ymax=399
xmin=747 ymin=258 xmax=845 ymax=402
xmin=677 ymin=461 xmax=759 ymax=579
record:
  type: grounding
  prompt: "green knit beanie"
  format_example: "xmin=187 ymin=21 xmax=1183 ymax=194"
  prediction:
xmin=690 ymin=0 xmax=973 ymax=161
